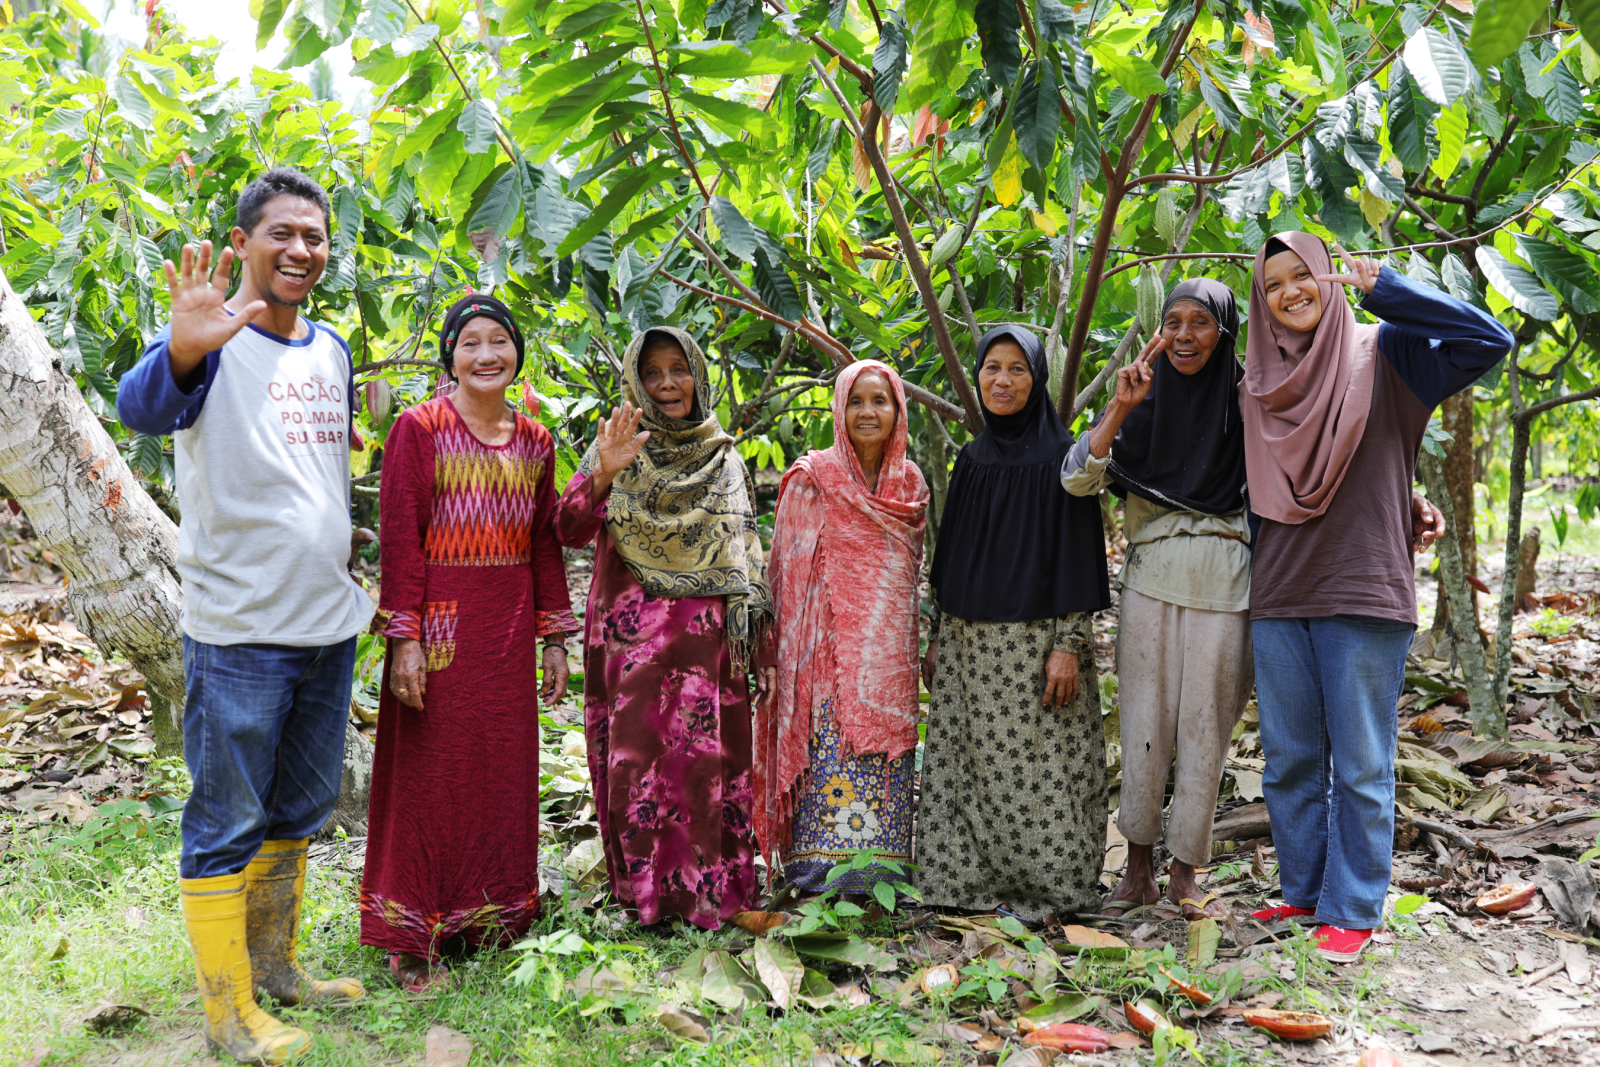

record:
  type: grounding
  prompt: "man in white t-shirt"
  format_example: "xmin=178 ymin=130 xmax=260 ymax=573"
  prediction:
xmin=118 ymin=168 xmax=371 ymax=1064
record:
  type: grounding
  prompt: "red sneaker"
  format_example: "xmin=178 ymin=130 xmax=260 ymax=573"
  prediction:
xmin=1249 ymin=902 xmax=1316 ymax=923
xmin=1313 ymin=924 xmax=1373 ymax=963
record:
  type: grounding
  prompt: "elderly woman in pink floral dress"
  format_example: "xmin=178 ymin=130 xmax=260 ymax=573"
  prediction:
xmin=554 ymin=327 xmax=774 ymax=928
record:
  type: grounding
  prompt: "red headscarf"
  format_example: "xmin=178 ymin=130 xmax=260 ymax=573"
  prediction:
xmin=753 ymin=360 xmax=929 ymax=859
xmin=1240 ymin=231 xmax=1381 ymax=524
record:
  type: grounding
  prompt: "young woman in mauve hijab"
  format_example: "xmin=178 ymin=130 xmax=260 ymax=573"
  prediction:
xmin=1240 ymin=233 xmax=1510 ymax=963
xmin=1060 ymin=279 xmax=1254 ymax=921
xmin=916 ymin=325 xmax=1111 ymax=923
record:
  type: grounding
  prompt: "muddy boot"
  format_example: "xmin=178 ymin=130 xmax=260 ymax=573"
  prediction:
xmin=180 ymin=873 xmax=311 ymax=1065
xmin=244 ymin=839 xmax=365 ymax=1006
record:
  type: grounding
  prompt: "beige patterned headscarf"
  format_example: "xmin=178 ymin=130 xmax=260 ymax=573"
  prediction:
xmin=578 ymin=326 xmax=772 ymax=666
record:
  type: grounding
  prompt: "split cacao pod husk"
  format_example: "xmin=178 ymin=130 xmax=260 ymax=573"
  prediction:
xmin=1475 ymin=882 xmax=1537 ymax=915
xmin=919 ymin=963 xmax=958 ymax=995
xmin=1157 ymin=966 xmax=1213 ymax=1005
xmin=1123 ymin=999 xmax=1171 ymax=1036
xmin=1021 ymin=1022 xmax=1112 ymax=1052
xmin=1242 ymin=1008 xmax=1333 ymax=1040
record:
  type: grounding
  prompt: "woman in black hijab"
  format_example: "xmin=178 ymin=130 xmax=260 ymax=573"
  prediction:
xmin=916 ymin=326 xmax=1111 ymax=923
xmin=1061 ymin=279 xmax=1253 ymax=919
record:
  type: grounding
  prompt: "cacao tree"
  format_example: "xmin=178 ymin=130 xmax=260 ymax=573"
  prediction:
xmin=4 ymin=0 xmax=1600 ymax=736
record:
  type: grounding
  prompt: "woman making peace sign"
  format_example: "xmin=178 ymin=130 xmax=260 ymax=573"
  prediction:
xmin=1062 ymin=280 xmax=1254 ymax=920
xmin=1241 ymin=234 xmax=1510 ymax=962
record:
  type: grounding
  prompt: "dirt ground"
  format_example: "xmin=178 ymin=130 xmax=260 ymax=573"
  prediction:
xmin=6 ymin=510 xmax=1600 ymax=1066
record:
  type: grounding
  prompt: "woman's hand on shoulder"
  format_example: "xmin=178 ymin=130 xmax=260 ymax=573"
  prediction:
xmin=1042 ymin=649 xmax=1079 ymax=707
xmin=390 ymin=638 xmax=426 ymax=710
xmin=1410 ymin=491 xmax=1446 ymax=553
xmin=1317 ymin=245 xmax=1382 ymax=294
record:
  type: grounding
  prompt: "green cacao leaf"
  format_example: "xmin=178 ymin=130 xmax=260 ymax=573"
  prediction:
xmin=1478 ymin=247 xmax=1561 ymax=319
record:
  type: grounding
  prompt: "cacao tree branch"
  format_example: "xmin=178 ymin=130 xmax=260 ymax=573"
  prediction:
xmin=764 ymin=0 xmax=873 ymax=92
xmin=1056 ymin=0 xmax=1203 ymax=420
xmin=859 ymin=100 xmax=985 ymax=432
xmin=1402 ymin=192 xmax=1461 ymax=240
xmin=1071 ymin=179 xmax=1211 ymax=419
xmin=632 ymin=0 xmax=713 ymax=202
xmin=399 ymin=0 xmax=517 ymax=160
xmin=1490 ymin=325 xmax=1543 ymax=707
xmin=1101 ymin=251 xmax=1256 ymax=281
xmin=658 ymin=265 xmax=849 ymax=365
xmin=1126 ymin=0 xmax=1446 ymax=192
xmin=355 ymin=356 xmax=443 ymax=376
xmin=1409 ymin=184 xmax=1477 ymax=209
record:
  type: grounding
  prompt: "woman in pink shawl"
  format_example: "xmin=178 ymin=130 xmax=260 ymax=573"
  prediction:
xmin=756 ymin=360 xmax=929 ymax=894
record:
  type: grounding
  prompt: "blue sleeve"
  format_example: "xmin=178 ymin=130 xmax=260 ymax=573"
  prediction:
xmin=1360 ymin=268 xmax=1514 ymax=410
xmin=114 ymin=325 xmax=220 ymax=434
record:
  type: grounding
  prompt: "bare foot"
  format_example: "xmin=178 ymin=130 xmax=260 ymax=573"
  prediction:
xmin=1103 ymin=843 xmax=1161 ymax=916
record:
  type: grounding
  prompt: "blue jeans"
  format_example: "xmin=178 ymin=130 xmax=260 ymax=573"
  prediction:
xmin=1253 ymin=615 xmax=1413 ymax=929
xmin=180 ymin=635 xmax=357 ymax=879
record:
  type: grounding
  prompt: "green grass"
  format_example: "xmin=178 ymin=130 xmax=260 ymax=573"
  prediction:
xmin=0 ymin=807 xmax=955 ymax=1067
xmin=1475 ymin=481 xmax=1600 ymax=561
xmin=0 ymin=758 xmax=1437 ymax=1067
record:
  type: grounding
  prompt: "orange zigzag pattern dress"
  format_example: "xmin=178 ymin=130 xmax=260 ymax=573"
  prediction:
xmin=361 ymin=397 xmax=576 ymax=958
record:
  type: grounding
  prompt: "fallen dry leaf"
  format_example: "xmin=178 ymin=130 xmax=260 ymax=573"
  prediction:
xmin=81 ymin=1001 xmax=148 ymax=1033
xmin=836 ymin=981 xmax=872 ymax=1008
xmin=923 ymin=1021 xmax=982 ymax=1043
xmin=1107 ymin=1031 xmax=1147 ymax=1049
xmin=424 ymin=1024 xmax=472 ymax=1067
xmin=999 ymin=1048 xmax=1059 ymax=1067
xmin=1058 ymin=925 xmax=1129 ymax=953
xmin=656 ymin=1004 xmax=711 ymax=1044
xmin=751 ymin=937 xmax=804 ymax=1012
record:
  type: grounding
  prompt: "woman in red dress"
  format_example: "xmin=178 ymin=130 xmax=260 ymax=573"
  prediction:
xmin=361 ymin=294 xmax=577 ymax=989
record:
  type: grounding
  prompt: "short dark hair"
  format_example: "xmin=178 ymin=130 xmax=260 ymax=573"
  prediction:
xmin=237 ymin=168 xmax=331 ymax=237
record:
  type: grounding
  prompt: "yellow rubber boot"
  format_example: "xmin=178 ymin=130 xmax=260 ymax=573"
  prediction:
xmin=245 ymin=839 xmax=365 ymax=1006
xmin=180 ymin=873 xmax=311 ymax=1065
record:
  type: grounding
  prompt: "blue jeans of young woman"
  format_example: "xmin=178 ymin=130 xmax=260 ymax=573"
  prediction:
xmin=179 ymin=635 xmax=358 ymax=879
xmin=1252 ymin=615 xmax=1414 ymax=930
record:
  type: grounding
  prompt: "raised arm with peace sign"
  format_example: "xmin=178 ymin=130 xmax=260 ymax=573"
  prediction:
xmin=1086 ymin=334 xmax=1168 ymax=460
xmin=1316 ymin=244 xmax=1383 ymax=294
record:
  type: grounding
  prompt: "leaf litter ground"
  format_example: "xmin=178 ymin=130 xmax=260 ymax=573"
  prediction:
xmin=5 ymin=511 xmax=1600 ymax=1064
